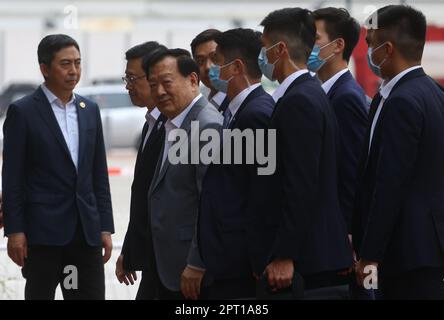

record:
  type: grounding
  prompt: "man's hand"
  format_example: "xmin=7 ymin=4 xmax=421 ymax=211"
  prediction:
xmin=180 ymin=266 xmax=205 ymax=300
xmin=337 ymin=234 xmax=355 ymax=276
xmin=355 ymin=259 xmax=378 ymax=287
xmin=7 ymin=233 xmax=27 ymax=267
xmin=102 ymin=233 xmax=113 ymax=264
xmin=265 ymin=258 xmax=294 ymax=290
xmin=115 ymin=254 xmax=138 ymax=285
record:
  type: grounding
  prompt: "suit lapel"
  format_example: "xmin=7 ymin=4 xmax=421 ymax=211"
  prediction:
xmin=228 ymin=86 xmax=264 ymax=129
xmin=151 ymin=97 xmax=206 ymax=192
xmin=75 ymin=95 xmax=88 ymax=171
xmin=271 ymin=72 xmax=313 ymax=119
xmin=34 ymin=87 xmax=73 ymax=162
xmin=327 ymin=71 xmax=352 ymax=99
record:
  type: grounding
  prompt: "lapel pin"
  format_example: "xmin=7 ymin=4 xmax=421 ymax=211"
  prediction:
xmin=79 ymin=101 xmax=86 ymax=109
xmin=157 ymin=121 xmax=163 ymax=130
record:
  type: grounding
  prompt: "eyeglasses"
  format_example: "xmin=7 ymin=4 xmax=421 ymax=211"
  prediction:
xmin=122 ymin=75 xmax=146 ymax=85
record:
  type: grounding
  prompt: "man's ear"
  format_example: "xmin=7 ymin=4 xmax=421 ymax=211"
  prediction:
xmin=386 ymin=41 xmax=395 ymax=56
xmin=40 ymin=63 xmax=50 ymax=79
xmin=335 ymin=38 xmax=345 ymax=54
xmin=189 ymin=71 xmax=199 ymax=87
xmin=233 ymin=59 xmax=244 ymax=76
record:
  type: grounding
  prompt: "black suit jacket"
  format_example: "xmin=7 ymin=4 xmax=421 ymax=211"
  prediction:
xmin=326 ymin=71 xmax=368 ymax=232
xmin=121 ymin=113 xmax=166 ymax=271
xmin=2 ymin=87 xmax=113 ymax=246
xmin=353 ymin=68 xmax=444 ymax=275
xmin=198 ymin=86 xmax=274 ymax=280
xmin=250 ymin=73 xmax=353 ymax=276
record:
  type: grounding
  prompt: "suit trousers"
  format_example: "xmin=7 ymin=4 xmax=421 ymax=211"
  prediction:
xmin=22 ymin=220 xmax=105 ymax=300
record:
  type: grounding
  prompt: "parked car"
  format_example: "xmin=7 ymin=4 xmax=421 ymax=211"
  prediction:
xmin=75 ymin=85 xmax=146 ymax=150
xmin=0 ymin=82 xmax=38 ymax=117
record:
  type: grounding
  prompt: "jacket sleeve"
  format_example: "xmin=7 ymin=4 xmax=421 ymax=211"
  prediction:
xmin=271 ymin=95 xmax=323 ymax=262
xmin=2 ymin=104 xmax=28 ymax=236
xmin=187 ymin=115 xmax=223 ymax=269
xmin=332 ymin=93 xmax=368 ymax=233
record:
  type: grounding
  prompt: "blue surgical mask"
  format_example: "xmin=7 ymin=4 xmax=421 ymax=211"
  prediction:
xmin=258 ymin=42 xmax=280 ymax=81
xmin=307 ymin=40 xmax=337 ymax=72
xmin=209 ymin=61 xmax=234 ymax=93
xmin=367 ymin=42 xmax=388 ymax=78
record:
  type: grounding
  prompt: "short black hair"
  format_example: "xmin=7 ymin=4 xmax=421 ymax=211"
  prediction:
xmin=215 ymin=28 xmax=263 ymax=79
xmin=190 ymin=29 xmax=222 ymax=57
xmin=373 ymin=5 xmax=426 ymax=61
xmin=260 ymin=8 xmax=316 ymax=62
xmin=141 ymin=45 xmax=168 ymax=77
xmin=312 ymin=7 xmax=360 ymax=62
xmin=145 ymin=48 xmax=200 ymax=81
xmin=125 ymin=41 xmax=161 ymax=60
xmin=38 ymin=34 xmax=80 ymax=66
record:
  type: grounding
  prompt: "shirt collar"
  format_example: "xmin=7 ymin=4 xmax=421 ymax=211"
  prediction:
xmin=380 ymin=65 xmax=422 ymax=99
xmin=169 ymin=93 xmax=203 ymax=129
xmin=227 ymin=83 xmax=261 ymax=117
xmin=145 ymin=107 xmax=161 ymax=122
xmin=211 ymin=91 xmax=226 ymax=107
xmin=272 ymin=69 xmax=309 ymax=102
xmin=41 ymin=83 xmax=76 ymax=107
xmin=321 ymin=68 xmax=349 ymax=94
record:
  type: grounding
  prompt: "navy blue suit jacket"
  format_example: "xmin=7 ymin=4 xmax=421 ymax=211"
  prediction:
xmin=353 ymin=68 xmax=444 ymax=275
xmin=2 ymin=87 xmax=114 ymax=247
xmin=199 ymin=86 xmax=274 ymax=280
xmin=250 ymin=73 xmax=353 ymax=276
xmin=326 ymin=71 xmax=368 ymax=232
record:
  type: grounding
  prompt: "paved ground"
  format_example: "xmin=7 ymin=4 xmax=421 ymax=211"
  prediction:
xmin=0 ymin=148 xmax=144 ymax=300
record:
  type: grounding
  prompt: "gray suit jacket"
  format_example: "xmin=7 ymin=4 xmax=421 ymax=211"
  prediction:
xmin=148 ymin=96 xmax=223 ymax=291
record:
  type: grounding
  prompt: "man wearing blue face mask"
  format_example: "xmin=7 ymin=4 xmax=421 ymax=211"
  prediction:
xmin=198 ymin=28 xmax=274 ymax=299
xmin=353 ymin=5 xmax=444 ymax=299
xmin=311 ymin=8 xmax=370 ymax=300
xmin=252 ymin=8 xmax=353 ymax=299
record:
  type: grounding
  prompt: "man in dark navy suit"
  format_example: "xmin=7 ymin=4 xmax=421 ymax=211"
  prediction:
xmin=311 ymin=7 xmax=371 ymax=299
xmin=2 ymin=34 xmax=114 ymax=300
xmin=115 ymin=42 xmax=167 ymax=299
xmin=354 ymin=5 xmax=444 ymax=299
xmin=311 ymin=7 xmax=368 ymax=237
xmin=198 ymin=28 xmax=274 ymax=299
xmin=251 ymin=8 xmax=353 ymax=299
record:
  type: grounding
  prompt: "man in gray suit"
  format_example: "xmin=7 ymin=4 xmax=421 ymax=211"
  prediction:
xmin=145 ymin=48 xmax=223 ymax=300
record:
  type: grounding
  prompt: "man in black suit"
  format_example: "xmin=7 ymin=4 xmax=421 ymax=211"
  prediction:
xmin=354 ymin=5 xmax=444 ymax=299
xmin=191 ymin=29 xmax=229 ymax=113
xmin=3 ymin=34 xmax=114 ymax=300
xmin=115 ymin=42 xmax=167 ymax=299
xmin=311 ymin=7 xmax=371 ymax=299
xmin=252 ymin=8 xmax=353 ymax=299
xmin=198 ymin=28 xmax=275 ymax=299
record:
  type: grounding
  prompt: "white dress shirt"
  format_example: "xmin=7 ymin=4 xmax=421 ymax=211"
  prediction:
xmin=142 ymin=107 xmax=161 ymax=150
xmin=368 ymin=65 xmax=422 ymax=153
xmin=321 ymin=68 xmax=349 ymax=94
xmin=225 ymin=83 xmax=261 ymax=127
xmin=41 ymin=83 xmax=79 ymax=169
xmin=272 ymin=69 xmax=309 ymax=102
xmin=160 ymin=94 xmax=203 ymax=170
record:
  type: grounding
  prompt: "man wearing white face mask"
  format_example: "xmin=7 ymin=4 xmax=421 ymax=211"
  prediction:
xmin=311 ymin=8 xmax=370 ymax=300
xmin=253 ymin=8 xmax=353 ymax=299
xmin=353 ymin=5 xmax=444 ymax=300
xmin=198 ymin=28 xmax=274 ymax=299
